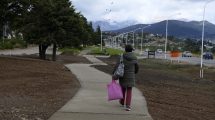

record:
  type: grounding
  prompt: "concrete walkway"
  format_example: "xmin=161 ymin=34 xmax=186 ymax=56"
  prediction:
xmin=48 ymin=55 xmax=153 ymax=120
xmin=0 ymin=46 xmax=61 ymax=55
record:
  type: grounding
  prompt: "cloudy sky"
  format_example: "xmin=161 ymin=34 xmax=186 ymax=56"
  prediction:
xmin=71 ymin=0 xmax=215 ymax=24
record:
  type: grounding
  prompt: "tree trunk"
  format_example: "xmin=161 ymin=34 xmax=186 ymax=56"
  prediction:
xmin=52 ymin=43 xmax=57 ymax=61
xmin=39 ymin=45 xmax=42 ymax=58
xmin=83 ymin=41 xmax=86 ymax=48
xmin=39 ymin=44 xmax=49 ymax=60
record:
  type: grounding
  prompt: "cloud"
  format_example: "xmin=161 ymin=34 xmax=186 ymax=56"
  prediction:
xmin=71 ymin=0 xmax=215 ymax=24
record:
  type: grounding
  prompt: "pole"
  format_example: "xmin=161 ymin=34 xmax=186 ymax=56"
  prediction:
xmin=141 ymin=28 xmax=143 ymax=53
xmin=2 ymin=25 xmax=4 ymax=44
xmin=101 ymin=31 xmax=102 ymax=50
xmin=121 ymin=34 xmax=124 ymax=45
xmin=165 ymin=20 xmax=168 ymax=59
xmin=163 ymin=13 xmax=180 ymax=59
xmin=200 ymin=7 xmax=206 ymax=78
xmin=126 ymin=33 xmax=128 ymax=45
xmin=110 ymin=38 xmax=111 ymax=47
xmin=200 ymin=0 xmax=215 ymax=78
xmin=111 ymin=37 xmax=113 ymax=47
xmin=139 ymin=25 xmax=151 ymax=53
xmin=115 ymin=36 xmax=116 ymax=48
xmin=133 ymin=27 xmax=147 ymax=50
xmin=132 ymin=31 xmax=135 ymax=48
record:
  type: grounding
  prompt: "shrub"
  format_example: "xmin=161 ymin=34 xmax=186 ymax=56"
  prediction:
xmin=0 ymin=38 xmax=27 ymax=50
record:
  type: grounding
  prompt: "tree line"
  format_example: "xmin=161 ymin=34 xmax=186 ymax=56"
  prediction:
xmin=0 ymin=0 xmax=102 ymax=60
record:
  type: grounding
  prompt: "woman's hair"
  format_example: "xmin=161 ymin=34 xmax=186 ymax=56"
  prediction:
xmin=125 ymin=44 xmax=133 ymax=52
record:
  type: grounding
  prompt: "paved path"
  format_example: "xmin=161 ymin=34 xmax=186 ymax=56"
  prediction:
xmin=48 ymin=55 xmax=153 ymax=120
xmin=0 ymin=46 xmax=39 ymax=55
xmin=0 ymin=46 xmax=61 ymax=55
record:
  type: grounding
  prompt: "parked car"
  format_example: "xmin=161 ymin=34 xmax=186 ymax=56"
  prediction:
xmin=203 ymin=52 xmax=213 ymax=60
xmin=156 ymin=49 xmax=163 ymax=53
xmin=182 ymin=51 xmax=192 ymax=57
xmin=145 ymin=48 xmax=149 ymax=52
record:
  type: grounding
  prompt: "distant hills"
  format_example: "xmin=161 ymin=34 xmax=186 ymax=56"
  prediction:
xmin=92 ymin=20 xmax=138 ymax=31
xmin=93 ymin=20 xmax=215 ymax=39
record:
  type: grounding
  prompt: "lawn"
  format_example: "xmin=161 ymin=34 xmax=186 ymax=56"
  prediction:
xmin=89 ymin=46 xmax=123 ymax=55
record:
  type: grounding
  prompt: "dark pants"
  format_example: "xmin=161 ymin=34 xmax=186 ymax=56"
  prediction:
xmin=120 ymin=87 xmax=132 ymax=106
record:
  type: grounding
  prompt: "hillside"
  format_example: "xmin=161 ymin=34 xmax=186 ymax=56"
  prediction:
xmin=103 ymin=20 xmax=215 ymax=39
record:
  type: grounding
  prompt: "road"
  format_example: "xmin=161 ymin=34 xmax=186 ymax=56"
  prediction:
xmin=136 ymin=50 xmax=215 ymax=67
xmin=105 ymin=47 xmax=215 ymax=67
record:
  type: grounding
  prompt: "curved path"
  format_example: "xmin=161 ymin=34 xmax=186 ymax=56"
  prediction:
xmin=48 ymin=55 xmax=153 ymax=120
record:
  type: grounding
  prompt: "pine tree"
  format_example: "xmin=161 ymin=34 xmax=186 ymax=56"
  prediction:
xmin=1 ymin=0 xmax=95 ymax=60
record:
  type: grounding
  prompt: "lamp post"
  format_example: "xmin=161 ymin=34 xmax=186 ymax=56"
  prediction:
xmin=114 ymin=36 xmax=116 ymax=48
xmin=126 ymin=33 xmax=128 ymax=45
xmin=200 ymin=0 xmax=215 ymax=78
xmin=119 ymin=31 xmax=132 ymax=46
xmin=101 ymin=30 xmax=103 ymax=51
xmin=132 ymin=28 xmax=142 ymax=49
xmin=122 ymin=32 xmax=130 ymax=45
xmin=164 ymin=20 xmax=169 ymax=59
xmin=120 ymin=32 xmax=129 ymax=45
xmin=141 ymin=25 xmax=151 ymax=53
xmin=164 ymin=13 xmax=181 ymax=59
xmin=133 ymin=31 xmax=135 ymax=47
xmin=2 ymin=25 xmax=5 ymax=44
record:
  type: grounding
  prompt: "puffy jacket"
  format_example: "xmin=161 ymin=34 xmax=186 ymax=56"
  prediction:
xmin=113 ymin=52 xmax=139 ymax=87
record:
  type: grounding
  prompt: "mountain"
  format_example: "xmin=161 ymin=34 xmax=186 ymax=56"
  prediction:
xmin=92 ymin=20 xmax=138 ymax=31
xmin=110 ymin=20 xmax=215 ymax=39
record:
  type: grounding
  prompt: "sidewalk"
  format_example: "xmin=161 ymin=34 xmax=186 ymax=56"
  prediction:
xmin=48 ymin=55 xmax=153 ymax=120
xmin=0 ymin=46 xmax=61 ymax=55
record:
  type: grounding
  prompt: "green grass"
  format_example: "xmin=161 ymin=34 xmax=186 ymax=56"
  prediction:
xmin=89 ymin=46 xmax=124 ymax=55
xmin=105 ymin=48 xmax=123 ymax=55
xmin=89 ymin=46 xmax=105 ymax=55
xmin=59 ymin=47 xmax=81 ymax=55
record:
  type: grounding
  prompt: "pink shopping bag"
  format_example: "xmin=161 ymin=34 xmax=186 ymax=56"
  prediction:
xmin=107 ymin=80 xmax=123 ymax=101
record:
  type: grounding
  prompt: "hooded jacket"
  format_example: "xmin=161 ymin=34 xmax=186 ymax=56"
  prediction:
xmin=113 ymin=52 xmax=139 ymax=87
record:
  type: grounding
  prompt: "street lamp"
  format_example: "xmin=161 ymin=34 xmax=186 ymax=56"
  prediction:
xmin=123 ymin=32 xmax=130 ymax=45
xmin=118 ymin=31 xmax=133 ymax=46
xmin=120 ymin=32 xmax=129 ymax=45
xmin=200 ymin=0 xmax=215 ymax=78
xmin=164 ymin=20 xmax=169 ymax=59
xmin=132 ymin=28 xmax=142 ymax=49
xmin=126 ymin=33 xmax=128 ymax=45
xmin=2 ymin=25 xmax=5 ymax=44
xmin=101 ymin=30 xmax=103 ymax=51
xmin=141 ymin=25 xmax=151 ymax=53
xmin=164 ymin=13 xmax=181 ymax=59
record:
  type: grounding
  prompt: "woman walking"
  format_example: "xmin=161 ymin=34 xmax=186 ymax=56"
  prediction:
xmin=113 ymin=44 xmax=139 ymax=111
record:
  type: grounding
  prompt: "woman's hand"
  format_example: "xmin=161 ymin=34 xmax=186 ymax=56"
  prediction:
xmin=112 ymin=75 xmax=118 ymax=80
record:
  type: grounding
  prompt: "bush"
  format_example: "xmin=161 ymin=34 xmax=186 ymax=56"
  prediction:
xmin=0 ymin=38 xmax=27 ymax=50
xmin=0 ymin=41 xmax=14 ymax=49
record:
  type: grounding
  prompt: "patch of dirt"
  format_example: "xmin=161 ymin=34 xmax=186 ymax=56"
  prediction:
xmin=0 ymin=56 xmax=81 ymax=120
xmin=93 ymin=57 xmax=215 ymax=120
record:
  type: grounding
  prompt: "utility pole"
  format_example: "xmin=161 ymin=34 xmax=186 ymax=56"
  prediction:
xmin=101 ymin=30 xmax=103 ymax=51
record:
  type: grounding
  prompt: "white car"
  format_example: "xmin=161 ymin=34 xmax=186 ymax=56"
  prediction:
xmin=156 ymin=49 xmax=163 ymax=53
xmin=182 ymin=51 xmax=192 ymax=57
